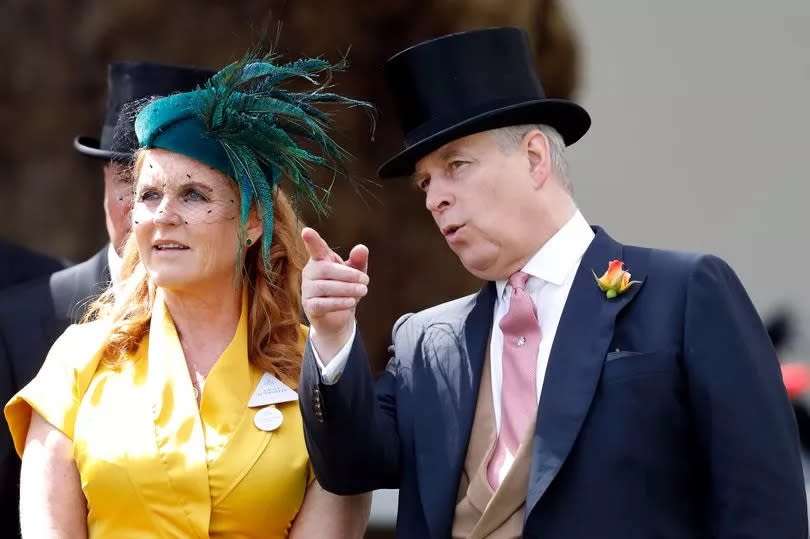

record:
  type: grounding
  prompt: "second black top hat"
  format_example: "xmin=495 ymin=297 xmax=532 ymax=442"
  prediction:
xmin=73 ymin=61 xmax=215 ymax=161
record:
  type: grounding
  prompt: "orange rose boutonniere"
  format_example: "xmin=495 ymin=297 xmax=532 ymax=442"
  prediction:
xmin=592 ymin=259 xmax=640 ymax=299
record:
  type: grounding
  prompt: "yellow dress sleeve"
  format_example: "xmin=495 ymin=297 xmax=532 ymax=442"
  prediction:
xmin=4 ymin=321 xmax=107 ymax=456
xmin=307 ymin=460 xmax=317 ymax=486
xmin=299 ymin=324 xmax=310 ymax=345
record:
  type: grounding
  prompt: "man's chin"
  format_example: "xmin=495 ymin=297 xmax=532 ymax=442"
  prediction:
xmin=458 ymin=256 xmax=501 ymax=282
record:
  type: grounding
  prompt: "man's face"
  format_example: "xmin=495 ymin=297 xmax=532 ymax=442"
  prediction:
xmin=412 ymin=130 xmax=543 ymax=281
xmin=103 ymin=161 xmax=134 ymax=255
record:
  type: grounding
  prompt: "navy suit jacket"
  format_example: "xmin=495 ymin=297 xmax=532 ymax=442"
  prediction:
xmin=300 ymin=228 xmax=807 ymax=538
xmin=0 ymin=241 xmax=66 ymax=290
xmin=0 ymin=247 xmax=109 ymax=536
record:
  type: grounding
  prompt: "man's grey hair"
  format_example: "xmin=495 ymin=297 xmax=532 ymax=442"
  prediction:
xmin=490 ymin=124 xmax=571 ymax=193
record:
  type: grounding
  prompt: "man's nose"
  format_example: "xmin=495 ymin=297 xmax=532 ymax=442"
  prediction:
xmin=425 ymin=181 xmax=453 ymax=213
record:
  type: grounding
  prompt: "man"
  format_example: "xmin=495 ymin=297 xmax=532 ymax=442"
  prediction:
xmin=0 ymin=241 xmax=66 ymax=290
xmin=0 ymin=61 xmax=213 ymax=535
xmin=298 ymin=28 xmax=807 ymax=538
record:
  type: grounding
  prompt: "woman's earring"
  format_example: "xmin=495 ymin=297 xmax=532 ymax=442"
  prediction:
xmin=246 ymin=238 xmax=253 ymax=246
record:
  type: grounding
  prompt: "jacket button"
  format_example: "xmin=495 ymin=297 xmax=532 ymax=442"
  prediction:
xmin=313 ymin=385 xmax=325 ymax=422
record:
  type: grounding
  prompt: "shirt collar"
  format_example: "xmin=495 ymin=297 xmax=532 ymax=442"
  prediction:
xmin=495 ymin=210 xmax=594 ymax=298
xmin=107 ymin=243 xmax=122 ymax=286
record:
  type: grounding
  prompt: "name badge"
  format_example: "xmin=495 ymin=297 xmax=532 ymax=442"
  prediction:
xmin=254 ymin=406 xmax=284 ymax=431
xmin=248 ymin=372 xmax=298 ymax=407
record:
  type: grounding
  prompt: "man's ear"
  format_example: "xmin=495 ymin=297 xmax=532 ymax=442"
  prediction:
xmin=525 ymin=129 xmax=552 ymax=188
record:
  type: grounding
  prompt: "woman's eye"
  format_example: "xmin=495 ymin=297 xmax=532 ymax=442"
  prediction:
xmin=138 ymin=190 xmax=159 ymax=202
xmin=183 ymin=189 xmax=208 ymax=202
xmin=418 ymin=178 xmax=431 ymax=192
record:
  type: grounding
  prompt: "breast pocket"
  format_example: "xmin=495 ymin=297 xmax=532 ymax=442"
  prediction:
xmin=601 ymin=350 xmax=678 ymax=383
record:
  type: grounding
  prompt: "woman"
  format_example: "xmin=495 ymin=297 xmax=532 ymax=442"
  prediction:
xmin=5 ymin=52 xmax=372 ymax=538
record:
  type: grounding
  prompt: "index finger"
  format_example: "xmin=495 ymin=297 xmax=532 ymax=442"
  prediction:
xmin=301 ymin=227 xmax=338 ymax=262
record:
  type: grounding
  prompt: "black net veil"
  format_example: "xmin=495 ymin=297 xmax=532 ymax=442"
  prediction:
xmin=112 ymin=96 xmax=243 ymax=242
xmin=108 ymin=52 xmax=377 ymax=279
xmin=110 ymin=96 xmax=153 ymax=168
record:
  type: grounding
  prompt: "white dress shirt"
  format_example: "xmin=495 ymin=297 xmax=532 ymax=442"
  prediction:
xmin=312 ymin=321 xmax=357 ymax=384
xmin=312 ymin=212 xmax=595 ymax=455
xmin=107 ymin=243 xmax=122 ymax=287
xmin=489 ymin=210 xmax=593 ymax=433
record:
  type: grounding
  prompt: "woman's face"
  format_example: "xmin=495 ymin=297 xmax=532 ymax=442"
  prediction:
xmin=133 ymin=149 xmax=255 ymax=293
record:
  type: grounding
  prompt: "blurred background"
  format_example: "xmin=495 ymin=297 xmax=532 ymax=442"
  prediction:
xmin=1 ymin=0 xmax=809 ymax=535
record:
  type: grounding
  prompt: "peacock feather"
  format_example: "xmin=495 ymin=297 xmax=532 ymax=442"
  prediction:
xmin=135 ymin=47 xmax=373 ymax=278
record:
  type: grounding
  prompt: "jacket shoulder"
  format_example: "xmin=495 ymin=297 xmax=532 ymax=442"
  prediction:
xmin=0 ymin=248 xmax=109 ymax=323
xmin=399 ymin=291 xmax=480 ymax=331
xmin=623 ymin=244 xmax=734 ymax=282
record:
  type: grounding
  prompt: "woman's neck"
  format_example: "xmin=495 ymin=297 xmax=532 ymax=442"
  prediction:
xmin=161 ymin=283 xmax=243 ymax=375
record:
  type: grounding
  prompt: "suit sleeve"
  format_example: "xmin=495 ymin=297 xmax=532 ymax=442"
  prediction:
xmin=0 ymin=329 xmax=19 ymax=526
xmin=683 ymin=255 xmax=807 ymax=537
xmin=309 ymin=321 xmax=356 ymax=385
xmin=298 ymin=315 xmax=411 ymax=495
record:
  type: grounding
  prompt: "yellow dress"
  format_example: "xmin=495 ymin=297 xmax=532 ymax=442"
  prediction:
xmin=5 ymin=290 xmax=314 ymax=538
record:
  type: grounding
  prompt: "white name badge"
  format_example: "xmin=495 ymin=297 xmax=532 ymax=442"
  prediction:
xmin=248 ymin=372 xmax=298 ymax=407
xmin=254 ymin=406 xmax=284 ymax=432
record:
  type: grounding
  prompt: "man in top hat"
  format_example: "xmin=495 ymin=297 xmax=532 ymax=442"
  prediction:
xmin=297 ymin=28 xmax=807 ymax=538
xmin=0 ymin=61 xmax=212 ymax=535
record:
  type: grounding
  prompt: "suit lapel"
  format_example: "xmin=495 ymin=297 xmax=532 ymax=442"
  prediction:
xmin=21 ymin=249 xmax=111 ymax=385
xmin=49 ymin=247 xmax=110 ymax=324
xmin=525 ymin=227 xmax=645 ymax=519
xmin=415 ymin=283 xmax=496 ymax=539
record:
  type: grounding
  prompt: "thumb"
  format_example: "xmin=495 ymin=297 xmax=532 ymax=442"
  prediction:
xmin=346 ymin=244 xmax=369 ymax=274
xmin=301 ymin=227 xmax=337 ymax=262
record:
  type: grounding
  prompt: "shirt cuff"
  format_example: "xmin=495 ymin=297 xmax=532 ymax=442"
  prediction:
xmin=310 ymin=321 xmax=356 ymax=385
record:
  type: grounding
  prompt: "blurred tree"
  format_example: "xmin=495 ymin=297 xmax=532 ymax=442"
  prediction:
xmin=0 ymin=0 xmax=580 ymax=368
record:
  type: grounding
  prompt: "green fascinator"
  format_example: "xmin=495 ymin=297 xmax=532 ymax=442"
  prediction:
xmin=134 ymin=51 xmax=371 ymax=275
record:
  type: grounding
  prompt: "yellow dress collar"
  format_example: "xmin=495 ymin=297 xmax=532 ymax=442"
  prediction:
xmin=198 ymin=289 xmax=253 ymax=460
xmin=145 ymin=287 xmax=252 ymax=537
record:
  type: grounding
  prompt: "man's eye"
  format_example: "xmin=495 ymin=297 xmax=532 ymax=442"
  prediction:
xmin=116 ymin=172 xmax=134 ymax=185
xmin=418 ymin=178 xmax=431 ymax=192
xmin=450 ymin=160 xmax=466 ymax=170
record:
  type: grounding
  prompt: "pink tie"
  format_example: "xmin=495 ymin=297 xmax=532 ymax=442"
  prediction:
xmin=487 ymin=271 xmax=540 ymax=490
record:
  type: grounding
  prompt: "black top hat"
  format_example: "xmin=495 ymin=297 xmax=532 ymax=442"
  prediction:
xmin=378 ymin=27 xmax=591 ymax=178
xmin=73 ymin=61 xmax=215 ymax=161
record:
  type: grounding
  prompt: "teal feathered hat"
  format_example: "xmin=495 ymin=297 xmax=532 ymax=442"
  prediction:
xmin=134 ymin=51 xmax=371 ymax=275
